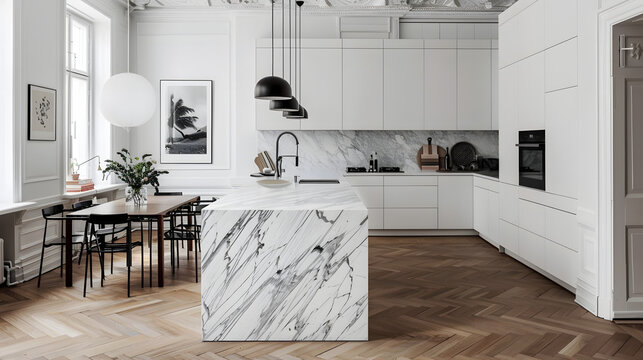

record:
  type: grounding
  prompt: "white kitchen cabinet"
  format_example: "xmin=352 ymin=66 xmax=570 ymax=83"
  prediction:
xmin=368 ymin=208 xmax=384 ymax=230
xmin=300 ymin=47 xmax=342 ymax=130
xmin=545 ymin=38 xmax=578 ymax=93
xmin=545 ymin=207 xmax=578 ymax=251
xmin=351 ymin=186 xmax=383 ymax=208
xmin=545 ymin=87 xmax=578 ymax=199
xmin=424 ymin=48 xmax=457 ymax=130
xmin=384 ymin=42 xmax=424 ymax=130
xmin=545 ymin=0 xmax=577 ymax=48
xmin=499 ymin=63 xmax=519 ymax=185
xmin=545 ymin=240 xmax=578 ymax=286
xmin=518 ymin=228 xmax=546 ymax=269
xmin=517 ymin=0 xmax=545 ymax=60
xmin=343 ymin=44 xmax=384 ymax=130
xmin=499 ymin=16 xmax=519 ymax=67
xmin=384 ymin=186 xmax=438 ymax=208
xmin=384 ymin=176 xmax=437 ymax=186
xmin=518 ymin=52 xmax=545 ymax=130
xmin=518 ymin=199 xmax=546 ymax=238
xmin=457 ymin=48 xmax=492 ymax=130
xmin=438 ymin=176 xmax=473 ymax=229
xmin=384 ymin=208 xmax=438 ymax=230
xmin=499 ymin=220 xmax=519 ymax=253
xmin=491 ymin=49 xmax=499 ymax=130
xmin=499 ymin=183 xmax=519 ymax=225
xmin=488 ymin=191 xmax=499 ymax=242
xmin=255 ymin=47 xmax=300 ymax=130
xmin=473 ymin=186 xmax=487 ymax=235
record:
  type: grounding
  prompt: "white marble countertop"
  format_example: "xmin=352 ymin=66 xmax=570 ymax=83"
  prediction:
xmin=204 ymin=182 xmax=366 ymax=211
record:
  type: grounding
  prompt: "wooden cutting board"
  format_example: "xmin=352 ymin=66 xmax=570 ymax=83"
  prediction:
xmin=417 ymin=145 xmax=447 ymax=171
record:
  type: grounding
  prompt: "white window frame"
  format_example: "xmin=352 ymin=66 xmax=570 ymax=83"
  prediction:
xmin=65 ymin=10 xmax=92 ymax=178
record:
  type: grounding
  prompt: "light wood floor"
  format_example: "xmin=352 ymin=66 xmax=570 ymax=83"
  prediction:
xmin=1 ymin=235 xmax=642 ymax=359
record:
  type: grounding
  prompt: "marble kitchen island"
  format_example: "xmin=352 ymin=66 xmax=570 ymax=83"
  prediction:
xmin=200 ymin=182 xmax=368 ymax=341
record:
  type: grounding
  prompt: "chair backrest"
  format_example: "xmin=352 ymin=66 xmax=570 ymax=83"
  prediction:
xmin=42 ymin=204 xmax=64 ymax=218
xmin=72 ymin=200 xmax=93 ymax=210
xmin=154 ymin=191 xmax=183 ymax=196
xmin=88 ymin=213 xmax=129 ymax=226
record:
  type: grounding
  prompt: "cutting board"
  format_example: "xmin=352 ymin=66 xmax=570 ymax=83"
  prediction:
xmin=417 ymin=145 xmax=447 ymax=171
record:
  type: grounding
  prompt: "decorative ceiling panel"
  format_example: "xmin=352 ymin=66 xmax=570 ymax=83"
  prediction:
xmin=137 ymin=0 xmax=516 ymax=10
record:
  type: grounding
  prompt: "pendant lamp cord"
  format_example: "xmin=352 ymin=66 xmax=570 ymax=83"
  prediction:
xmin=282 ymin=0 xmax=285 ymax=78
xmin=298 ymin=2 xmax=302 ymax=100
xmin=127 ymin=0 xmax=130 ymax=72
xmin=271 ymin=0 xmax=274 ymax=76
xmin=294 ymin=1 xmax=297 ymax=98
xmin=289 ymin=0 xmax=292 ymax=85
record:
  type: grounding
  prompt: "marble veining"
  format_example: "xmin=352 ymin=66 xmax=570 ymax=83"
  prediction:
xmin=258 ymin=130 xmax=498 ymax=178
xmin=201 ymin=183 xmax=368 ymax=341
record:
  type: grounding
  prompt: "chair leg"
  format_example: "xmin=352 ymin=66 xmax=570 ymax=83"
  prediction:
xmin=176 ymin=239 xmax=180 ymax=268
xmin=78 ymin=237 xmax=85 ymax=265
xmin=83 ymin=249 xmax=90 ymax=297
xmin=148 ymin=221 xmax=152 ymax=288
xmin=170 ymin=240 xmax=175 ymax=275
xmin=37 ymin=233 xmax=47 ymax=288
xmin=195 ymin=241 xmax=199 ymax=283
xmin=60 ymin=242 xmax=63 ymax=278
xmin=141 ymin=223 xmax=144 ymax=288
xmin=89 ymin=247 xmax=93 ymax=288
xmin=127 ymin=265 xmax=131 ymax=297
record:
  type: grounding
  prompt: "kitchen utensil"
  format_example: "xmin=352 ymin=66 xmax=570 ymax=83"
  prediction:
xmin=257 ymin=179 xmax=291 ymax=188
xmin=263 ymin=151 xmax=276 ymax=170
xmin=451 ymin=142 xmax=477 ymax=169
xmin=347 ymin=167 xmax=367 ymax=173
xmin=254 ymin=157 xmax=264 ymax=172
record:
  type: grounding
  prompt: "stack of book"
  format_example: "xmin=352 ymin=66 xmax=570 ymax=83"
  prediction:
xmin=66 ymin=178 xmax=94 ymax=193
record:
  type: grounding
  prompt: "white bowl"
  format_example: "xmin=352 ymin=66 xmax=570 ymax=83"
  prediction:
xmin=257 ymin=179 xmax=291 ymax=188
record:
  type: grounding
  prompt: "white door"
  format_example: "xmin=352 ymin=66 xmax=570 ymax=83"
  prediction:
xmin=300 ymin=47 xmax=343 ymax=130
xmin=343 ymin=44 xmax=384 ymax=130
xmin=457 ymin=49 xmax=492 ymax=130
xmin=255 ymin=47 xmax=300 ymax=130
xmin=384 ymin=47 xmax=424 ymax=130
xmin=613 ymin=24 xmax=643 ymax=315
xmin=425 ymin=48 xmax=457 ymax=130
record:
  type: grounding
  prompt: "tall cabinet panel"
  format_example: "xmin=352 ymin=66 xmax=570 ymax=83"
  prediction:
xmin=517 ymin=52 xmax=545 ymax=130
xmin=255 ymin=47 xmax=300 ymax=130
xmin=383 ymin=40 xmax=424 ymax=130
xmin=457 ymin=47 xmax=492 ymax=130
xmin=343 ymin=40 xmax=384 ymax=130
xmin=499 ymin=63 xmax=519 ymax=185
xmin=424 ymin=41 xmax=457 ymax=130
xmin=300 ymin=45 xmax=343 ymax=130
xmin=491 ymin=48 xmax=499 ymax=130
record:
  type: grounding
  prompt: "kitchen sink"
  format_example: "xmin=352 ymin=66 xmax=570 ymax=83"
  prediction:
xmin=298 ymin=179 xmax=340 ymax=184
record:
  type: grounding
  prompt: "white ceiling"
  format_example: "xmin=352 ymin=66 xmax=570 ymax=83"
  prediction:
xmin=131 ymin=0 xmax=516 ymax=11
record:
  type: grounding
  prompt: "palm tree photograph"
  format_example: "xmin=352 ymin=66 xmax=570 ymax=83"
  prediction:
xmin=160 ymin=80 xmax=213 ymax=164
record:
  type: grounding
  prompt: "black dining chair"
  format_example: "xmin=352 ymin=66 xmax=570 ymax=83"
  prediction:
xmin=83 ymin=213 xmax=143 ymax=297
xmin=72 ymin=200 xmax=94 ymax=265
xmin=37 ymin=204 xmax=85 ymax=288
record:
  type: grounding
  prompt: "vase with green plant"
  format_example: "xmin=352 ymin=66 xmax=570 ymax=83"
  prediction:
xmin=102 ymin=149 xmax=168 ymax=206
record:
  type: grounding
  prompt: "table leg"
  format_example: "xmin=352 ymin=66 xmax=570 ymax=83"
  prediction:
xmin=157 ymin=215 xmax=164 ymax=287
xmin=65 ymin=218 xmax=73 ymax=287
xmin=187 ymin=214 xmax=193 ymax=252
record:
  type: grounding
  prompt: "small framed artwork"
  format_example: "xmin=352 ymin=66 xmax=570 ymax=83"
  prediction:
xmin=159 ymin=80 xmax=213 ymax=164
xmin=28 ymin=84 xmax=57 ymax=141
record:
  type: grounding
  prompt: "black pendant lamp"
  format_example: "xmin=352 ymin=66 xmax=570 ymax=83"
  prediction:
xmin=285 ymin=1 xmax=308 ymax=119
xmin=270 ymin=0 xmax=299 ymax=112
xmin=254 ymin=0 xmax=292 ymax=100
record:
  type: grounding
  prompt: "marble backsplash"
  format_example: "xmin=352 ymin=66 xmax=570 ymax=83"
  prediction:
xmin=257 ymin=130 xmax=498 ymax=179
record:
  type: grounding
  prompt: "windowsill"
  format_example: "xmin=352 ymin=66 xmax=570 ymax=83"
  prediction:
xmin=0 ymin=202 xmax=36 ymax=216
xmin=61 ymin=183 xmax=126 ymax=199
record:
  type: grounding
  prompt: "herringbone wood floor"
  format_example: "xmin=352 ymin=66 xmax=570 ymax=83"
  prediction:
xmin=1 ymin=235 xmax=642 ymax=359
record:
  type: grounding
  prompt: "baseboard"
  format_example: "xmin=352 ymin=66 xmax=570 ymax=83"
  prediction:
xmin=613 ymin=311 xmax=643 ymax=320
xmin=369 ymin=229 xmax=478 ymax=237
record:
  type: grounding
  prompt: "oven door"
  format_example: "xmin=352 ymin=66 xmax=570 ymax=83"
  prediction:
xmin=517 ymin=143 xmax=545 ymax=190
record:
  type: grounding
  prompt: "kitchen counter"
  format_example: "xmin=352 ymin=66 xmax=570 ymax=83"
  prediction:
xmin=200 ymin=182 xmax=368 ymax=341
xmin=344 ymin=169 xmax=499 ymax=180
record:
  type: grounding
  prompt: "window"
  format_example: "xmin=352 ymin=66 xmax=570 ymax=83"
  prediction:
xmin=66 ymin=12 xmax=91 ymax=179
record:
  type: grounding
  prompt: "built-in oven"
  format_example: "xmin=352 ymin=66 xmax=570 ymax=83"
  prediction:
xmin=516 ymin=130 xmax=545 ymax=191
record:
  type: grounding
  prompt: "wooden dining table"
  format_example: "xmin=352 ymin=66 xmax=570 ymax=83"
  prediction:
xmin=64 ymin=195 xmax=199 ymax=287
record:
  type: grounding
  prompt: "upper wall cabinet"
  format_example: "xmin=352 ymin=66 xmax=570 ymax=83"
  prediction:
xmin=517 ymin=0 xmax=545 ymax=60
xmin=458 ymin=40 xmax=492 ymax=130
xmin=300 ymin=41 xmax=343 ymax=130
xmin=342 ymin=40 xmax=384 ymax=130
xmin=545 ymin=0 xmax=577 ymax=47
xmin=425 ymin=40 xmax=457 ymax=130
xmin=256 ymin=37 xmax=497 ymax=131
xmin=383 ymin=40 xmax=424 ymax=130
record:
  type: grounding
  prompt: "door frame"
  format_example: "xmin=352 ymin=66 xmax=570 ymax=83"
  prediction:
xmin=598 ymin=0 xmax=643 ymax=320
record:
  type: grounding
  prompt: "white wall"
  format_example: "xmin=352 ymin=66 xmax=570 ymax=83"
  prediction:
xmin=130 ymin=11 xmax=339 ymax=190
xmin=0 ymin=0 xmax=14 ymax=203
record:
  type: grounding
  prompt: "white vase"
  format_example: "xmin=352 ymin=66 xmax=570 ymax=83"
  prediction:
xmin=126 ymin=186 xmax=147 ymax=206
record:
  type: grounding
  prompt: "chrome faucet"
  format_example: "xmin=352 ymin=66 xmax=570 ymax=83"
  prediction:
xmin=275 ymin=131 xmax=299 ymax=179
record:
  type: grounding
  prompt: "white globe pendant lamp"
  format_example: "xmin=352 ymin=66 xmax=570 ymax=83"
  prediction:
xmin=100 ymin=1 xmax=155 ymax=128
xmin=101 ymin=73 xmax=155 ymax=128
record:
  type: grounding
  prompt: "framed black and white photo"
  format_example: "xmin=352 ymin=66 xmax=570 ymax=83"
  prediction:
xmin=28 ymin=84 xmax=56 ymax=141
xmin=160 ymin=80 xmax=213 ymax=164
